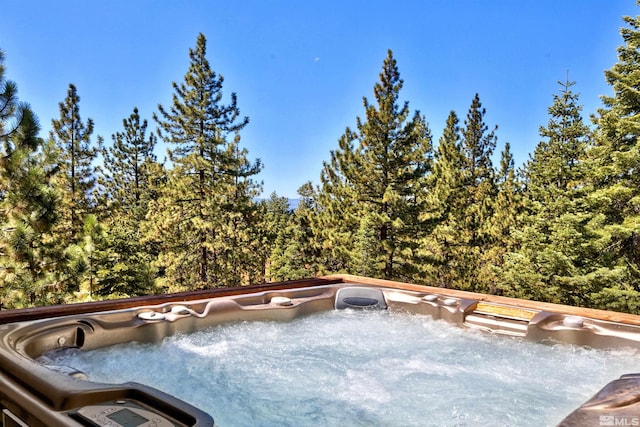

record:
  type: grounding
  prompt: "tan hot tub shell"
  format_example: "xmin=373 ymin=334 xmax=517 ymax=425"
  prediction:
xmin=0 ymin=274 xmax=638 ymax=426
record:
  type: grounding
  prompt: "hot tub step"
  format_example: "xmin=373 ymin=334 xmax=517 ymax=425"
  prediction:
xmin=464 ymin=313 xmax=529 ymax=337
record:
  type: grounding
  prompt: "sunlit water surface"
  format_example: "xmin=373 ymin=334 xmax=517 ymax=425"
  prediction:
xmin=43 ymin=310 xmax=640 ymax=426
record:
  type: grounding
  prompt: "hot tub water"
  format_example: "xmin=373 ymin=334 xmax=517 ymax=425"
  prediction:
xmin=43 ymin=310 xmax=640 ymax=427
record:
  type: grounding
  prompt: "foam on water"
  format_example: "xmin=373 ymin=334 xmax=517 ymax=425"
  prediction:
xmin=43 ymin=310 xmax=640 ymax=426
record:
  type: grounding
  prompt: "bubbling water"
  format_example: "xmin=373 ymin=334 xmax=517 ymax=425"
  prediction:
xmin=43 ymin=310 xmax=640 ymax=426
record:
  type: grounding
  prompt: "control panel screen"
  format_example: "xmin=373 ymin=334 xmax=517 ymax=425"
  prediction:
xmin=106 ymin=408 xmax=149 ymax=427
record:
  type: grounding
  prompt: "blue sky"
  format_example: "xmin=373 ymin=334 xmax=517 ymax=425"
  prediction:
xmin=1 ymin=1 xmax=635 ymax=198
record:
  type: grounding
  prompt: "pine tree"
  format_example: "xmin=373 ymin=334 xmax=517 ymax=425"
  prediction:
xmin=95 ymin=107 xmax=158 ymax=297
xmin=0 ymin=50 xmax=61 ymax=307
xmin=217 ymin=134 xmax=263 ymax=285
xmin=270 ymin=182 xmax=324 ymax=280
xmin=529 ymin=78 xmax=590 ymax=206
xmin=452 ymin=94 xmax=499 ymax=292
xmin=419 ymin=111 xmax=466 ymax=287
xmin=352 ymin=211 xmax=382 ymax=277
xmin=581 ymin=10 xmax=640 ymax=312
xmin=461 ymin=93 xmax=498 ymax=239
xmin=50 ymin=84 xmax=99 ymax=243
xmin=0 ymin=51 xmax=39 ymax=153
xmin=316 ymin=50 xmax=433 ymax=280
xmin=493 ymin=142 xmax=520 ymax=242
xmin=316 ymin=129 xmax=364 ymax=274
xmin=481 ymin=141 xmax=521 ymax=293
xmin=101 ymin=107 xmax=156 ymax=218
xmin=501 ymin=77 xmax=591 ymax=304
xmin=150 ymin=33 xmax=262 ymax=290
xmin=261 ymin=193 xmax=293 ymax=281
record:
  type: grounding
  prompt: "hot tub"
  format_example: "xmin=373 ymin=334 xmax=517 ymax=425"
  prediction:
xmin=0 ymin=274 xmax=639 ymax=426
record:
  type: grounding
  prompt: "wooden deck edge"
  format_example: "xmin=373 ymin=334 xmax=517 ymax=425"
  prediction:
xmin=1 ymin=273 xmax=639 ymax=327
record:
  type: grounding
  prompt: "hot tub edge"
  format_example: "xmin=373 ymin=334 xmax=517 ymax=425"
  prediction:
xmin=1 ymin=274 xmax=639 ymax=427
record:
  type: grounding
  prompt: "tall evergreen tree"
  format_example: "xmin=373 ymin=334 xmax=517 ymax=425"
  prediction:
xmin=261 ymin=193 xmax=293 ymax=281
xmin=315 ymin=135 xmax=360 ymax=274
xmin=0 ymin=49 xmax=61 ymax=307
xmin=419 ymin=111 xmax=466 ymax=287
xmin=501 ymin=78 xmax=591 ymax=304
xmin=582 ymin=10 xmax=640 ymax=312
xmin=217 ymin=134 xmax=263 ymax=286
xmin=94 ymin=107 xmax=158 ymax=297
xmin=460 ymin=93 xmax=498 ymax=239
xmin=150 ymin=33 xmax=262 ymax=290
xmin=0 ymin=50 xmax=39 ymax=153
xmin=481 ymin=141 xmax=521 ymax=292
xmin=317 ymin=50 xmax=433 ymax=280
xmin=529 ymin=78 xmax=590 ymax=204
xmin=452 ymin=94 xmax=499 ymax=292
xmin=491 ymin=142 xmax=519 ymax=244
xmin=101 ymin=107 xmax=156 ymax=218
xmin=50 ymin=84 xmax=99 ymax=243
xmin=270 ymin=182 xmax=324 ymax=280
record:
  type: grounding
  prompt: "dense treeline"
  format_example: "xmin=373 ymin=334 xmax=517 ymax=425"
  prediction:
xmin=2 ymin=9 xmax=640 ymax=313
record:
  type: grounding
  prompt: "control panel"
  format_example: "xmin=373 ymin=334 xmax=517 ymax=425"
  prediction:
xmin=71 ymin=400 xmax=181 ymax=427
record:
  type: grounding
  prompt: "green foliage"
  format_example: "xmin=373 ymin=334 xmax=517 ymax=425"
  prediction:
xmin=352 ymin=212 xmax=383 ymax=277
xmin=149 ymin=33 xmax=262 ymax=290
xmin=426 ymin=94 xmax=499 ymax=293
xmin=94 ymin=217 xmax=157 ymax=298
xmin=50 ymin=84 xmax=100 ymax=243
xmin=419 ymin=111 xmax=466 ymax=287
xmin=460 ymin=93 xmax=498 ymax=244
xmin=94 ymin=107 xmax=159 ymax=297
xmin=500 ymin=77 xmax=592 ymax=305
xmin=269 ymin=183 xmax=324 ymax=281
xmin=3 ymin=5 xmax=640 ymax=316
xmin=316 ymin=50 xmax=433 ymax=280
xmin=0 ymin=53 xmax=40 ymax=152
xmin=100 ymin=107 xmax=156 ymax=217
xmin=579 ymin=11 xmax=640 ymax=310
xmin=479 ymin=142 xmax=521 ymax=292
xmin=0 ymin=51 xmax=63 ymax=308
xmin=263 ymin=193 xmax=294 ymax=281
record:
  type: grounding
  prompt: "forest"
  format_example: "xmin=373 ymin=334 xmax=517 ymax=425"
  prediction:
xmin=2 ymin=9 xmax=640 ymax=314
